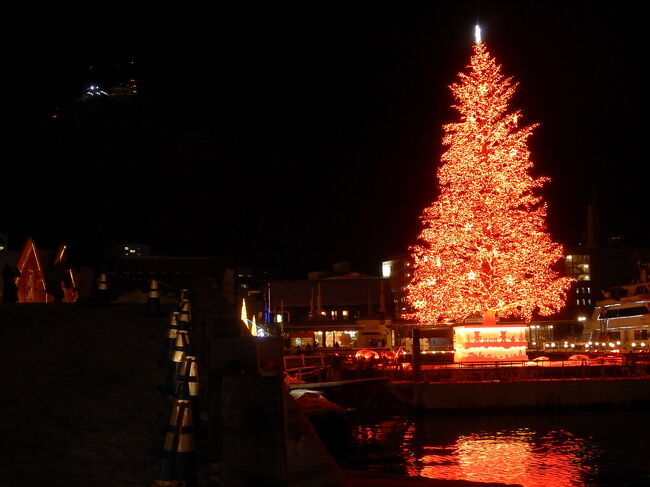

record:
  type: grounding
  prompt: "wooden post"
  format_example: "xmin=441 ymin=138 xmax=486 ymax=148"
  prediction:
xmin=412 ymin=327 xmax=421 ymax=381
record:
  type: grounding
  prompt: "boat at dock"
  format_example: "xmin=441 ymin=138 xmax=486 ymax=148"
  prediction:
xmin=583 ymin=278 xmax=650 ymax=352
xmin=290 ymin=388 xmax=351 ymax=461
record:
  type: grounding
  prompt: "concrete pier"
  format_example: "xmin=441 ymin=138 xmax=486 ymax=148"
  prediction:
xmin=392 ymin=377 xmax=650 ymax=410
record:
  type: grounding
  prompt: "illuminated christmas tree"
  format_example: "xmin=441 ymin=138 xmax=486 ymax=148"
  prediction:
xmin=241 ymin=298 xmax=249 ymax=330
xmin=406 ymin=29 xmax=573 ymax=326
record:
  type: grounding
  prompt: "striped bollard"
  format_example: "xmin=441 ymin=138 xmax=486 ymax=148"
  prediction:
xmin=177 ymin=354 xmax=201 ymax=434
xmin=151 ymin=384 xmax=197 ymax=487
xmin=160 ymin=311 xmax=181 ymax=365
xmin=160 ymin=331 xmax=191 ymax=396
xmin=178 ymin=299 xmax=192 ymax=332
xmin=146 ymin=279 xmax=163 ymax=316
xmin=96 ymin=272 xmax=109 ymax=307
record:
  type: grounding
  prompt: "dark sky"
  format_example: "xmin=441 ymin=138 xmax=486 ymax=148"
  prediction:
xmin=1 ymin=2 xmax=649 ymax=277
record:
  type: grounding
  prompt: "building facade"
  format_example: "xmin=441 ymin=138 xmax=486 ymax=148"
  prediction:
xmin=268 ymin=270 xmax=394 ymax=349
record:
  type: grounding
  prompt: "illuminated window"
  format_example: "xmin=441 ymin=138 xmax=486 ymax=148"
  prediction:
xmin=565 ymin=254 xmax=590 ymax=282
xmin=382 ymin=263 xmax=392 ymax=278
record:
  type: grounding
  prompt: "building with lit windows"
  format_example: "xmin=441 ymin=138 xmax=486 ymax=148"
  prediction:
xmin=381 ymin=253 xmax=414 ymax=320
xmin=105 ymin=242 xmax=151 ymax=258
xmin=268 ymin=264 xmax=394 ymax=349
xmin=562 ymin=245 xmax=650 ymax=323
xmin=380 ymin=244 xmax=650 ymax=347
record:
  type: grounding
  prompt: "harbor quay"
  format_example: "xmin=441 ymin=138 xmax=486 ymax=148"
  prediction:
xmin=285 ymin=349 xmax=650 ymax=410
xmin=3 ymin=293 xmax=650 ymax=487
xmin=392 ymin=376 xmax=650 ymax=410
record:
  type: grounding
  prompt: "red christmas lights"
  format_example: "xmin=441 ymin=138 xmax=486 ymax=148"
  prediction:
xmin=406 ymin=40 xmax=573 ymax=325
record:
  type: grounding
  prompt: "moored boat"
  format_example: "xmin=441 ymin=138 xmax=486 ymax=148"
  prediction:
xmin=583 ymin=275 xmax=650 ymax=353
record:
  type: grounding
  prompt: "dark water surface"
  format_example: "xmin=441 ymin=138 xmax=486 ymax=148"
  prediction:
xmin=345 ymin=406 xmax=650 ymax=487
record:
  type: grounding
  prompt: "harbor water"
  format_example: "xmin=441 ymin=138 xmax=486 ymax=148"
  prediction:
xmin=344 ymin=405 xmax=650 ymax=487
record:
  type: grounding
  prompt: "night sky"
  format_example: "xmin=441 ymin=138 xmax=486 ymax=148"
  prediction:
xmin=1 ymin=2 xmax=649 ymax=277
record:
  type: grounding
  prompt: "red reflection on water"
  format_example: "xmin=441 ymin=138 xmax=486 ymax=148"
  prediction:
xmin=353 ymin=420 xmax=402 ymax=443
xmin=410 ymin=429 xmax=591 ymax=487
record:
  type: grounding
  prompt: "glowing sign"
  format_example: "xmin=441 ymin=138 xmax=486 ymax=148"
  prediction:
xmin=453 ymin=325 xmax=528 ymax=362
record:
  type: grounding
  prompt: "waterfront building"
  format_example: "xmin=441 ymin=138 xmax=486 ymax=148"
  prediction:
xmin=381 ymin=253 xmax=414 ymax=320
xmin=382 ymin=244 xmax=650 ymax=349
xmin=268 ymin=263 xmax=394 ymax=348
xmin=562 ymin=244 xmax=650 ymax=323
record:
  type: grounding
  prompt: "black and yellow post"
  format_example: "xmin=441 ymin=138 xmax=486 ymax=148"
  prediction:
xmin=178 ymin=299 xmax=192 ymax=332
xmin=176 ymin=354 xmax=201 ymax=435
xmin=146 ymin=279 xmax=163 ymax=316
xmin=160 ymin=331 xmax=191 ymax=396
xmin=161 ymin=311 xmax=182 ymax=365
xmin=95 ymin=272 xmax=109 ymax=307
xmin=151 ymin=384 xmax=197 ymax=487
xmin=172 ymin=330 xmax=191 ymax=364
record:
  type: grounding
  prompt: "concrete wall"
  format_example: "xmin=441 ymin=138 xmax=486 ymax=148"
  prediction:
xmin=403 ymin=378 xmax=650 ymax=409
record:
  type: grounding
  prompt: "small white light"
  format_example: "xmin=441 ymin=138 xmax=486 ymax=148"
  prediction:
xmin=475 ymin=24 xmax=482 ymax=43
xmin=632 ymin=343 xmax=637 ymax=347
